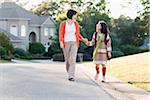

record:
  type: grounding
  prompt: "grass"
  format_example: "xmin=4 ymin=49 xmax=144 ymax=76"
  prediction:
xmin=0 ymin=60 xmax=10 ymax=63
xmin=83 ymin=52 xmax=150 ymax=92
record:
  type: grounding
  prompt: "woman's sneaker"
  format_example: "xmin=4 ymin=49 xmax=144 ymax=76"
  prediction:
xmin=68 ymin=78 xmax=75 ymax=81
xmin=101 ymin=77 xmax=106 ymax=82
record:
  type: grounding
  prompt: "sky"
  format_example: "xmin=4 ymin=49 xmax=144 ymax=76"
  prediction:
xmin=2 ymin=0 xmax=143 ymax=19
xmin=106 ymin=0 xmax=143 ymax=19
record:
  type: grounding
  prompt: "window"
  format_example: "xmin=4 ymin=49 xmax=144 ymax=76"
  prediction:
xmin=44 ymin=28 xmax=48 ymax=36
xmin=21 ymin=25 xmax=26 ymax=37
xmin=10 ymin=25 xmax=18 ymax=36
xmin=50 ymin=28 xmax=55 ymax=36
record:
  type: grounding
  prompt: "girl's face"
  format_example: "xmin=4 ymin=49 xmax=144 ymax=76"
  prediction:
xmin=72 ymin=14 xmax=77 ymax=21
xmin=96 ymin=23 xmax=101 ymax=32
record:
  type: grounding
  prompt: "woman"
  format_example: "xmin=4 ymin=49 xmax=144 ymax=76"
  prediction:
xmin=88 ymin=21 xmax=112 ymax=82
xmin=59 ymin=9 xmax=88 ymax=81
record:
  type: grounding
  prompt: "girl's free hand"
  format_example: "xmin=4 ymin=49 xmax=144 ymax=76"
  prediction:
xmin=107 ymin=52 xmax=112 ymax=58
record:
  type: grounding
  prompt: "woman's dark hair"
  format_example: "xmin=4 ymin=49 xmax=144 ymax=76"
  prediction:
xmin=67 ymin=9 xmax=77 ymax=19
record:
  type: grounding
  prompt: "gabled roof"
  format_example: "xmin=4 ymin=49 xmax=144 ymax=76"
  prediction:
xmin=0 ymin=2 xmax=50 ymax=25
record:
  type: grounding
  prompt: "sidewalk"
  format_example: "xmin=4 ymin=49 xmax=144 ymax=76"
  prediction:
xmin=77 ymin=64 xmax=150 ymax=100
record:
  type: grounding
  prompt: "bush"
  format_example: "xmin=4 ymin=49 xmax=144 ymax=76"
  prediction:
xmin=13 ymin=48 xmax=33 ymax=59
xmin=45 ymin=44 xmax=63 ymax=58
xmin=3 ymin=55 xmax=11 ymax=61
xmin=14 ymin=48 xmax=26 ymax=57
xmin=20 ymin=52 xmax=32 ymax=60
xmin=52 ymin=53 xmax=64 ymax=62
xmin=52 ymin=53 xmax=84 ymax=62
xmin=0 ymin=46 xmax=6 ymax=58
xmin=112 ymin=51 xmax=124 ymax=58
xmin=20 ymin=55 xmax=32 ymax=60
xmin=119 ymin=45 xmax=149 ymax=55
xmin=83 ymin=53 xmax=92 ymax=61
xmin=29 ymin=42 xmax=45 ymax=54
xmin=0 ymin=32 xmax=14 ymax=53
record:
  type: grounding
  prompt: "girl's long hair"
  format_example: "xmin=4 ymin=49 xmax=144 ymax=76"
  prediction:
xmin=99 ymin=21 xmax=110 ymax=44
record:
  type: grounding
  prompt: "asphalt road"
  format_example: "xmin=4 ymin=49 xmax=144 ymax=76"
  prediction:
xmin=0 ymin=63 xmax=114 ymax=100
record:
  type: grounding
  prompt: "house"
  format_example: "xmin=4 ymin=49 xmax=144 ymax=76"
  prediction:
xmin=0 ymin=2 xmax=56 ymax=51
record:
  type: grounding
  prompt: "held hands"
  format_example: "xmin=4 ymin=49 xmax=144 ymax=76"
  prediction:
xmin=82 ymin=38 xmax=89 ymax=45
xmin=82 ymin=38 xmax=93 ymax=46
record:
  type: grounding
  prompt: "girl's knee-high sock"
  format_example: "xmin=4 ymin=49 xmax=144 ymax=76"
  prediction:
xmin=102 ymin=67 xmax=106 ymax=77
xmin=96 ymin=65 xmax=100 ymax=74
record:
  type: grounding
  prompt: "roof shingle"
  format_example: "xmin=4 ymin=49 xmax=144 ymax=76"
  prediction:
xmin=0 ymin=2 xmax=49 ymax=25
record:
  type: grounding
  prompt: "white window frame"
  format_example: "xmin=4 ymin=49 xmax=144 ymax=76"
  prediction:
xmin=21 ymin=25 xmax=26 ymax=37
xmin=10 ymin=24 xmax=18 ymax=36
xmin=44 ymin=28 xmax=49 ymax=36
xmin=50 ymin=28 xmax=55 ymax=36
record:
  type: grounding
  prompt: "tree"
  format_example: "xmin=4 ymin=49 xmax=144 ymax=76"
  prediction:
xmin=31 ymin=0 xmax=67 ymax=19
xmin=138 ymin=0 xmax=150 ymax=36
xmin=0 ymin=32 xmax=14 ymax=54
xmin=111 ymin=15 xmax=148 ymax=46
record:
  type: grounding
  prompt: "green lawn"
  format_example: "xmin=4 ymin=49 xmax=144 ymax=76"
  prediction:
xmin=0 ymin=60 xmax=10 ymax=63
xmin=83 ymin=52 xmax=150 ymax=92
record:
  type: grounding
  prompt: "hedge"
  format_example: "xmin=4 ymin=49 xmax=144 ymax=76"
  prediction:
xmin=29 ymin=42 xmax=45 ymax=54
xmin=52 ymin=53 xmax=83 ymax=62
xmin=119 ymin=45 xmax=149 ymax=55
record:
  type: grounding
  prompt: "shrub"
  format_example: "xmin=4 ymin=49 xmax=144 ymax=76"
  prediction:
xmin=13 ymin=48 xmax=33 ymax=59
xmin=3 ymin=55 xmax=11 ymax=61
xmin=83 ymin=53 xmax=92 ymax=61
xmin=119 ymin=45 xmax=149 ymax=55
xmin=0 ymin=32 xmax=14 ymax=53
xmin=14 ymin=48 xmax=26 ymax=57
xmin=20 ymin=52 xmax=32 ymax=60
xmin=0 ymin=46 xmax=6 ymax=58
xmin=29 ymin=42 xmax=45 ymax=54
xmin=52 ymin=53 xmax=84 ymax=62
xmin=52 ymin=53 xmax=64 ymax=62
xmin=44 ymin=48 xmax=61 ymax=58
xmin=112 ymin=51 xmax=124 ymax=58
xmin=14 ymin=53 xmax=20 ymax=58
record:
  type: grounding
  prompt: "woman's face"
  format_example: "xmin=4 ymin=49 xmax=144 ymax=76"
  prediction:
xmin=72 ymin=14 xmax=77 ymax=21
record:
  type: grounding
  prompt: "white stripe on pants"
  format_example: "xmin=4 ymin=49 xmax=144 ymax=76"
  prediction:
xmin=63 ymin=41 xmax=77 ymax=79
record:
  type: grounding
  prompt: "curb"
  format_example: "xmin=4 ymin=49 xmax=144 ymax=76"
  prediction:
xmin=78 ymin=64 xmax=150 ymax=100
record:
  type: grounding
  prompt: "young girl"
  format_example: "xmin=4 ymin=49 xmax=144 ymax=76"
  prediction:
xmin=88 ymin=21 xmax=112 ymax=82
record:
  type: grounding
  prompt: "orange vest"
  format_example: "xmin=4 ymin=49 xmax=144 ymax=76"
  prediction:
xmin=59 ymin=21 xmax=83 ymax=48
